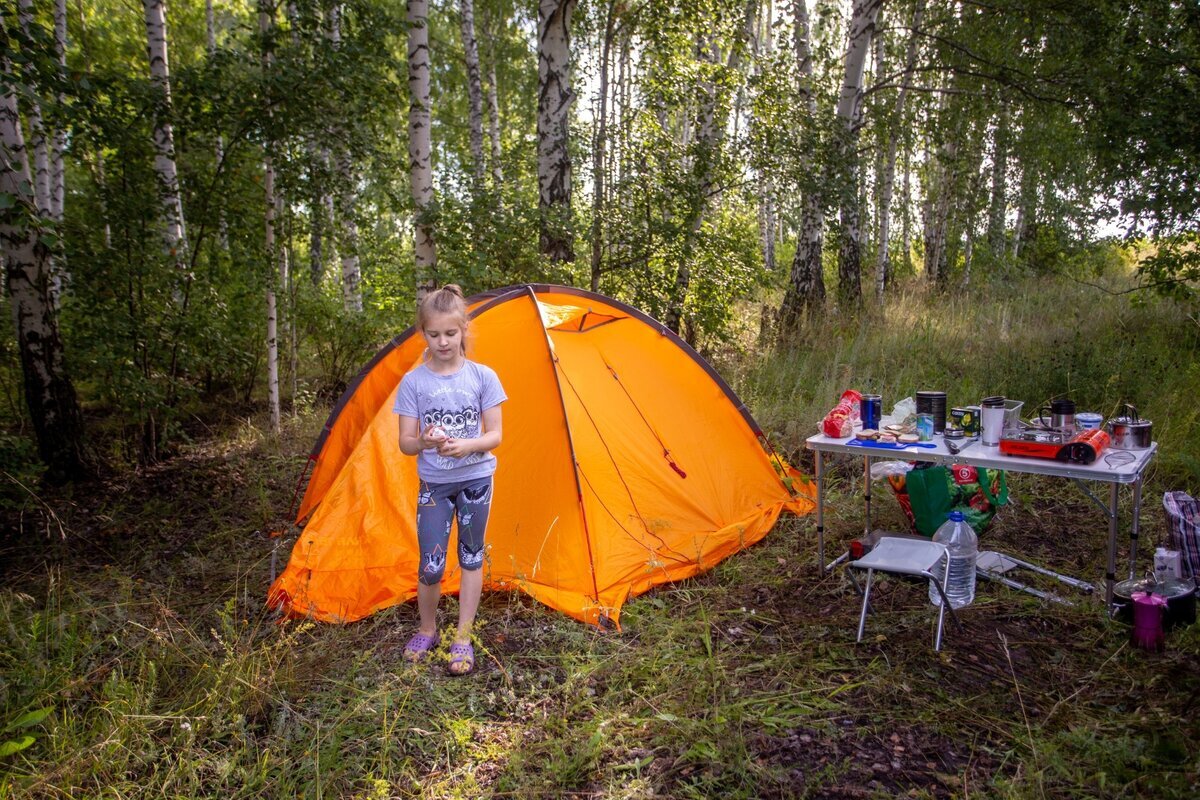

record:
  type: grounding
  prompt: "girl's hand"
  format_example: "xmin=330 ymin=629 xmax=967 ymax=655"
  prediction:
xmin=436 ymin=438 xmax=474 ymax=459
xmin=420 ymin=425 xmax=448 ymax=450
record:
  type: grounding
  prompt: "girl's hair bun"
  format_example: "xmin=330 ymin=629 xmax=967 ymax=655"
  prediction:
xmin=441 ymin=284 xmax=464 ymax=298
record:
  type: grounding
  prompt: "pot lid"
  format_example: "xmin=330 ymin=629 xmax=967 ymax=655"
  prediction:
xmin=1114 ymin=576 xmax=1195 ymax=600
xmin=1111 ymin=416 xmax=1152 ymax=428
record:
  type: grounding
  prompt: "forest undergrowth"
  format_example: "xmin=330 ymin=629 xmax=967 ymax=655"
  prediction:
xmin=1 ymin=274 xmax=1198 ymax=799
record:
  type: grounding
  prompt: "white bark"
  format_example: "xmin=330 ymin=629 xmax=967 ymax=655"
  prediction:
xmin=537 ymin=0 xmax=576 ymax=263
xmin=460 ymin=0 xmax=486 ymax=188
xmin=987 ymin=101 xmax=1009 ymax=256
xmin=408 ymin=0 xmax=437 ymax=292
xmin=834 ymin=0 xmax=883 ymax=308
xmin=337 ymin=149 xmax=362 ymax=312
xmin=664 ymin=0 xmax=756 ymax=334
xmin=51 ymin=0 xmax=66 ymax=222
xmin=590 ymin=0 xmax=615 ymax=292
xmin=756 ymin=0 xmax=776 ymax=273
xmin=17 ymin=0 xmax=52 ymax=219
xmin=143 ymin=0 xmax=189 ymax=276
xmin=206 ymin=0 xmax=229 ymax=250
xmin=874 ymin=0 xmax=924 ymax=303
xmin=261 ymin=1 xmax=280 ymax=433
xmin=780 ymin=0 xmax=825 ymax=327
xmin=486 ymin=44 xmax=504 ymax=189
xmin=1 ymin=46 xmax=85 ymax=480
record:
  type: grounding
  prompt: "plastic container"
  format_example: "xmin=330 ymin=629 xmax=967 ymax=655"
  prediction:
xmin=928 ymin=511 xmax=978 ymax=608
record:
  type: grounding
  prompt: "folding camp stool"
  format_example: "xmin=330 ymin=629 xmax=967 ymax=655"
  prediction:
xmin=976 ymin=551 xmax=1094 ymax=606
xmin=849 ymin=536 xmax=959 ymax=651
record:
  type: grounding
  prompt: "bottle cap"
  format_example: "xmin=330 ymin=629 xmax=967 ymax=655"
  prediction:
xmin=948 ymin=510 xmax=965 ymax=521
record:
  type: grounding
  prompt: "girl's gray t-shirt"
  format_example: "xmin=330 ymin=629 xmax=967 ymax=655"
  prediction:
xmin=393 ymin=360 xmax=507 ymax=483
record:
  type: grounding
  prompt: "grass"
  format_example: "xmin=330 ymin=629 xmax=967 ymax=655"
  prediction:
xmin=1 ymin=273 xmax=1199 ymax=798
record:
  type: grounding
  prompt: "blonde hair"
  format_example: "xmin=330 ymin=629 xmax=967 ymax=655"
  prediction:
xmin=417 ymin=284 xmax=470 ymax=355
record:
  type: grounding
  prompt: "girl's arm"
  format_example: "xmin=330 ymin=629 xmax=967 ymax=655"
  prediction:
xmin=436 ymin=405 xmax=502 ymax=458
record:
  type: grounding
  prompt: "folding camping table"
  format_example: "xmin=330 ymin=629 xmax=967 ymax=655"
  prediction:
xmin=805 ymin=432 xmax=1159 ymax=607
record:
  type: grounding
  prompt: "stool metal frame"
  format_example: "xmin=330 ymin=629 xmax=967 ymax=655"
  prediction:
xmin=850 ymin=537 xmax=959 ymax=651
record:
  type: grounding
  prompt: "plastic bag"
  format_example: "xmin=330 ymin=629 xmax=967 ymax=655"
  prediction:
xmin=881 ymin=396 xmax=916 ymax=428
xmin=887 ymin=463 xmax=1009 ymax=536
xmin=870 ymin=460 xmax=913 ymax=482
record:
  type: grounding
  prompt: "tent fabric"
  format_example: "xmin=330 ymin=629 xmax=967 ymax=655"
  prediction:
xmin=268 ymin=285 xmax=814 ymax=627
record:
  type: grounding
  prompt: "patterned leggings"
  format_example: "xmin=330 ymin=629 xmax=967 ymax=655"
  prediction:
xmin=415 ymin=476 xmax=493 ymax=585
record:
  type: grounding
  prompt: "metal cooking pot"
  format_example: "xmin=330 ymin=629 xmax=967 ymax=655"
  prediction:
xmin=1113 ymin=576 xmax=1196 ymax=629
xmin=1106 ymin=404 xmax=1153 ymax=450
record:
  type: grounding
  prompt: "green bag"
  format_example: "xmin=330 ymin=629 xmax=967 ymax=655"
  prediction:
xmin=890 ymin=463 xmax=1009 ymax=537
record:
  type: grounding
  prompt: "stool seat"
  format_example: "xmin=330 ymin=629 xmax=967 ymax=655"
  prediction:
xmin=849 ymin=536 xmax=956 ymax=650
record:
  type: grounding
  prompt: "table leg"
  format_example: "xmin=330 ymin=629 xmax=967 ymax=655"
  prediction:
xmin=1105 ymin=481 xmax=1119 ymax=607
xmin=1129 ymin=474 xmax=1144 ymax=581
xmin=816 ymin=449 xmax=826 ymax=574
xmin=863 ymin=455 xmax=873 ymax=537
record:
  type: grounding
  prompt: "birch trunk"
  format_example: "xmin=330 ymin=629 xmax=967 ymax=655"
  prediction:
xmin=17 ymin=1 xmax=52 ymax=218
xmin=460 ymin=0 xmax=486 ymax=188
xmin=874 ymin=0 xmax=924 ymax=303
xmin=757 ymin=0 xmax=776 ymax=273
xmin=664 ymin=0 xmax=756 ymax=334
xmin=987 ymin=100 xmax=1009 ymax=257
xmin=408 ymin=0 xmax=438 ymax=294
xmin=337 ymin=150 xmax=363 ymax=312
xmin=206 ymin=0 xmax=229 ymax=250
xmin=1012 ymin=160 xmax=1036 ymax=260
xmin=324 ymin=6 xmax=348 ymax=293
xmin=902 ymin=138 xmax=911 ymax=272
xmin=1 ymin=46 xmax=86 ymax=482
xmin=143 ymin=0 xmax=189 ymax=279
xmin=260 ymin=0 xmax=280 ymax=433
xmin=483 ymin=8 xmax=504 ymax=190
xmin=589 ymin=0 xmax=615 ymax=292
xmin=833 ymin=0 xmax=883 ymax=310
xmin=537 ymin=0 xmax=576 ymax=263
xmin=925 ymin=143 xmax=958 ymax=289
xmin=51 ymin=0 xmax=66 ymax=222
xmin=779 ymin=0 xmax=825 ymax=329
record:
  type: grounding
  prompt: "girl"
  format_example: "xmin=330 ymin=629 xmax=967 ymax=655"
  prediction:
xmin=394 ymin=285 xmax=506 ymax=675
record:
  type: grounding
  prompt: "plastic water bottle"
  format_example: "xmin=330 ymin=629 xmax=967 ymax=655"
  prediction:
xmin=928 ymin=511 xmax=978 ymax=608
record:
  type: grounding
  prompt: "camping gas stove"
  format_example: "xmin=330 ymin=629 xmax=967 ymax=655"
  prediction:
xmin=999 ymin=426 xmax=1111 ymax=465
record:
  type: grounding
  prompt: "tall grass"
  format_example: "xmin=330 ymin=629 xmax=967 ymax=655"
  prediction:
xmin=2 ymin=273 xmax=1198 ymax=798
xmin=740 ymin=276 xmax=1200 ymax=489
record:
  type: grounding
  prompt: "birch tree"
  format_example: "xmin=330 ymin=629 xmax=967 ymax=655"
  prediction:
xmin=51 ymin=0 xmax=66 ymax=222
xmin=260 ymin=0 xmax=280 ymax=432
xmin=664 ymin=0 xmax=757 ymax=335
xmin=460 ymin=0 xmax=486 ymax=188
xmin=330 ymin=6 xmax=362 ymax=311
xmin=1 ymin=41 xmax=86 ymax=482
xmin=778 ymin=0 xmax=826 ymax=330
xmin=484 ymin=34 xmax=504 ymax=191
xmin=756 ymin=0 xmax=776 ymax=273
xmin=589 ymin=0 xmax=616 ymax=292
xmin=16 ymin=0 xmax=51 ymax=220
xmin=206 ymin=0 xmax=228 ymax=250
xmin=986 ymin=99 xmax=1009 ymax=257
xmin=409 ymin=0 xmax=437 ymax=295
xmin=143 ymin=0 xmax=189 ymax=281
xmin=874 ymin=0 xmax=924 ymax=302
xmin=537 ymin=0 xmax=576 ymax=263
xmin=833 ymin=0 xmax=883 ymax=308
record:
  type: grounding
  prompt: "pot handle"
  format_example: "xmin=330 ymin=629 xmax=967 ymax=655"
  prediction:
xmin=1123 ymin=403 xmax=1139 ymax=422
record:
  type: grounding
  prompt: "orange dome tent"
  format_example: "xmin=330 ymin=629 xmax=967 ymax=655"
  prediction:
xmin=268 ymin=285 xmax=814 ymax=627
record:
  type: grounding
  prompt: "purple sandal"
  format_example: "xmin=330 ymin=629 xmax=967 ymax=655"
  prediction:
xmin=447 ymin=641 xmax=475 ymax=676
xmin=403 ymin=631 xmax=439 ymax=662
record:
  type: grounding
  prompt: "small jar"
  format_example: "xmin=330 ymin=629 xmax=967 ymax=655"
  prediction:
xmin=916 ymin=413 xmax=935 ymax=442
